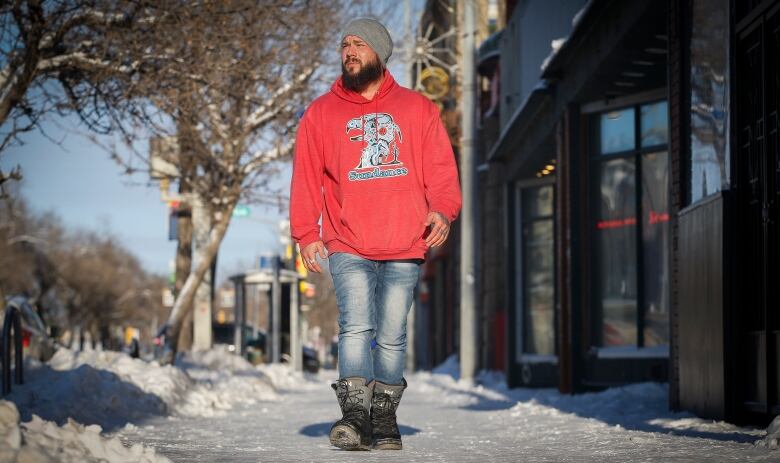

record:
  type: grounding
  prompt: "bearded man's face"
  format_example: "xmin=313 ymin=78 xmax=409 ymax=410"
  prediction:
xmin=341 ymin=35 xmax=383 ymax=92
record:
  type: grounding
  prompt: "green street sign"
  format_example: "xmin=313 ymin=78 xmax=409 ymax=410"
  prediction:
xmin=233 ymin=205 xmax=251 ymax=217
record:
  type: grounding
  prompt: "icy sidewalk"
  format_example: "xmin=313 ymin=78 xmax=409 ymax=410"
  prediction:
xmin=117 ymin=356 xmax=777 ymax=463
xmin=1 ymin=345 xmax=277 ymax=462
xmin=3 ymin=346 xmax=778 ymax=462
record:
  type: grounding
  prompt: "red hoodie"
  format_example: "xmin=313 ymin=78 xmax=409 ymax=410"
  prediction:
xmin=290 ymin=71 xmax=462 ymax=260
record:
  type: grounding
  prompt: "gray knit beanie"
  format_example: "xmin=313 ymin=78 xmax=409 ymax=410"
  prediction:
xmin=341 ymin=18 xmax=393 ymax=66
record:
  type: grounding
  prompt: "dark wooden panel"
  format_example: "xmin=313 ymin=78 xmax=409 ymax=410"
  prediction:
xmin=744 ymin=331 xmax=767 ymax=404
xmin=582 ymin=356 xmax=668 ymax=387
xmin=774 ymin=331 xmax=780 ymax=408
xmin=678 ymin=193 xmax=726 ymax=419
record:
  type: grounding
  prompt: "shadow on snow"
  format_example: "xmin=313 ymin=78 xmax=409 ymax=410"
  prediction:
xmin=5 ymin=362 xmax=168 ymax=433
xmin=299 ymin=422 xmax=421 ymax=438
xmin=435 ymin=380 xmax=761 ymax=445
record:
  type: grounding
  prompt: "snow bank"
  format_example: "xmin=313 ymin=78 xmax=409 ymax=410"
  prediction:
xmin=176 ymin=345 xmax=280 ymax=411
xmin=431 ymin=353 xmax=460 ymax=378
xmin=419 ymin=356 xmax=765 ymax=445
xmin=6 ymin=345 xmax=278 ymax=432
xmin=756 ymin=416 xmax=780 ymax=449
xmin=254 ymin=362 xmax=327 ymax=392
xmin=0 ymin=400 xmax=170 ymax=463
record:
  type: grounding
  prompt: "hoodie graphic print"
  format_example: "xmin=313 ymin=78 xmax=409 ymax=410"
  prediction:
xmin=346 ymin=112 xmax=407 ymax=181
xmin=290 ymin=71 xmax=462 ymax=260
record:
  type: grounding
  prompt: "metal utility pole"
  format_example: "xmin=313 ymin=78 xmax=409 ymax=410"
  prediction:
xmin=405 ymin=0 xmax=414 ymax=88
xmin=290 ymin=276 xmax=302 ymax=372
xmin=458 ymin=0 xmax=477 ymax=382
xmin=271 ymin=255 xmax=281 ymax=363
xmin=405 ymin=0 xmax=417 ymax=374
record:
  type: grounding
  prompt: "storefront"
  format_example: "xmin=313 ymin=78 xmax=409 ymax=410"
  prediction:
xmin=473 ymin=0 xmax=776 ymax=426
xmin=485 ymin=0 xmax=671 ymax=390
xmin=480 ymin=0 xmax=589 ymax=387
xmin=671 ymin=0 xmax=779 ymax=424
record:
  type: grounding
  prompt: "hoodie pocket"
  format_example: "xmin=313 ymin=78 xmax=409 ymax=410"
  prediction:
xmin=340 ymin=190 xmax=426 ymax=253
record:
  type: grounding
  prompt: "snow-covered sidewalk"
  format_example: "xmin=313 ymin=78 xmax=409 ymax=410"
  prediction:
xmin=3 ymin=348 xmax=778 ymax=462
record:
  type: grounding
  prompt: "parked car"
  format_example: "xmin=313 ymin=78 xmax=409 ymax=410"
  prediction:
xmin=301 ymin=346 xmax=320 ymax=374
xmin=212 ymin=322 xmax=319 ymax=372
xmin=212 ymin=322 xmax=263 ymax=351
xmin=2 ymin=297 xmax=57 ymax=363
xmin=280 ymin=344 xmax=320 ymax=374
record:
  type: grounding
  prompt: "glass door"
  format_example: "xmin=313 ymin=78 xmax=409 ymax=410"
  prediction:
xmin=515 ymin=183 xmax=556 ymax=359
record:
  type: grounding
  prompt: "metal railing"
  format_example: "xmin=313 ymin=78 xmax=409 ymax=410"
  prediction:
xmin=2 ymin=297 xmax=25 ymax=395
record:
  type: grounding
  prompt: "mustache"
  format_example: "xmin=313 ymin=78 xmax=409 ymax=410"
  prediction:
xmin=344 ymin=58 xmax=361 ymax=65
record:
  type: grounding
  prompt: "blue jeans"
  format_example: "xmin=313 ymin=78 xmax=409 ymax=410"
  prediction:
xmin=329 ymin=252 xmax=421 ymax=385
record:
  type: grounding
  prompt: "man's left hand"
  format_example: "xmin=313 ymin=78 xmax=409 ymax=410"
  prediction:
xmin=424 ymin=211 xmax=451 ymax=248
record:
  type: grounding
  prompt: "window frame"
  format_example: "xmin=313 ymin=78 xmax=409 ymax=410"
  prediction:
xmin=513 ymin=177 xmax=557 ymax=361
xmin=585 ymin=95 xmax=671 ymax=352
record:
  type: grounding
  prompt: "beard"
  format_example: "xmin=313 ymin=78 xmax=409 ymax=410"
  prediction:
xmin=341 ymin=56 xmax=383 ymax=92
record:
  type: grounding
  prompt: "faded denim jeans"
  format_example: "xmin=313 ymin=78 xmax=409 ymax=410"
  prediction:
xmin=328 ymin=252 xmax=421 ymax=385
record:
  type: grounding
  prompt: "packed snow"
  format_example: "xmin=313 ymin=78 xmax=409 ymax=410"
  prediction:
xmin=2 ymin=345 xmax=277 ymax=462
xmin=0 ymin=400 xmax=170 ymax=463
xmin=6 ymin=345 xmax=277 ymax=431
xmin=757 ymin=416 xmax=780 ymax=450
xmin=3 ymin=348 xmax=779 ymax=462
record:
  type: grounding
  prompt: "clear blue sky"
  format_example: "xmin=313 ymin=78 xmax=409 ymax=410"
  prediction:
xmin=0 ymin=4 xmax=422 ymax=283
xmin=1 ymin=119 xmax=284 ymax=282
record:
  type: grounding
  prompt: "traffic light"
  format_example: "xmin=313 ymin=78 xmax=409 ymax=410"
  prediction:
xmin=295 ymin=253 xmax=308 ymax=278
xmin=299 ymin=281 xmax=316 ymax=298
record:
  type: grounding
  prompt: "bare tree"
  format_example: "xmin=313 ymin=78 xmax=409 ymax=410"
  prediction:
xmin=100 ymin=1 xmax=344 ymax=363
xmin=54 ymin=231 xmax=158 ymax=348
xmin=1 ymin=193 xmax=165 ymax=346
xmin=0 ymin=0 xmax=156 ymax=192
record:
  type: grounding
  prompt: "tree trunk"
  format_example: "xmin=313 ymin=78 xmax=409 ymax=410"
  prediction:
xmin=174 ymin=179 xmax=194 ymax=351
xmin=162 ymin=200 xmax=236 ymax=363
xmin=191 ymin=193 xmax=214 ymax=350
xmin=174 ymin=116 xmax=196 ymax=351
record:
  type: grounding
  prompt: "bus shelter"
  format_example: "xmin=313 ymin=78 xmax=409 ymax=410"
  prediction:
xmin=230 ymin=267 xmax=303 ymax=372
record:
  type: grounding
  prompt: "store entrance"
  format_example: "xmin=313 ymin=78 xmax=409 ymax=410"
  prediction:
xmin=735 ymin=0 xmax=780 ymax=419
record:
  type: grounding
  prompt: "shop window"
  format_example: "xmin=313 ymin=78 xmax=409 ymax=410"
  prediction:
xmin=641 ymin=101 xmax=669 ymax=147
xmin=689 ymin=0 xmax=730 ymax=204
xmin=591 ymin=101 xmax=670 ymax=349
xmin=600 ymin=108 xmax=636 ymax=154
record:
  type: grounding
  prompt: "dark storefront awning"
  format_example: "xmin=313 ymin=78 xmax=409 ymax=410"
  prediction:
xmin=477 ymin=29 xmax=503 ymax=75
xmin=488 ymin=0 xmax=667 ymax=179
xmin=487 ymin=80 xmax=553 ymax=175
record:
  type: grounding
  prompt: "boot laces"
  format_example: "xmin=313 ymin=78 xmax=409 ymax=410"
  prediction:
xmin=372 ymin=392 xmax=400 ymax=432
xmin=373 ymin=392 xmax=400 ymax=411
xmin=337 ymin=387 xmax=366 ymax=409
xmin=336 ymin=385 xmax=369 ymax=425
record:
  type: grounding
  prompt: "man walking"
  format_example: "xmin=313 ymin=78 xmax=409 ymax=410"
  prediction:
xmin=290 ymin=17 xmax=461 ymax=451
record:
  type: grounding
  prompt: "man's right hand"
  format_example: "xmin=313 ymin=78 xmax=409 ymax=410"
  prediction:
xmin=301 ymin=240 xmax=328 ymax=273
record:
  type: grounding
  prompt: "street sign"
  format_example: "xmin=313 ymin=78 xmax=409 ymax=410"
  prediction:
xmin=168 ymin=206 xmax=178 ymax=241
xmin=162 ymin=288 xmax=175 ymax=307
xmin=233 ymin=205 xmax=251 ymax=217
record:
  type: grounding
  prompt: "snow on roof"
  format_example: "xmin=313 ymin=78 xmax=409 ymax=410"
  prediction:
xmin=540 ymin=0 xmax=594 ymax=75
xmin=540 ymin=37 xmax=568 ymax=72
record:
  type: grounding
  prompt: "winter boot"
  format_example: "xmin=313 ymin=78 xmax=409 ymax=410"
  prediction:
xmin=329 ymin=377 xmax=374 ymax=450
xmin=371 ymin=378 xmax=407 ymax=450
